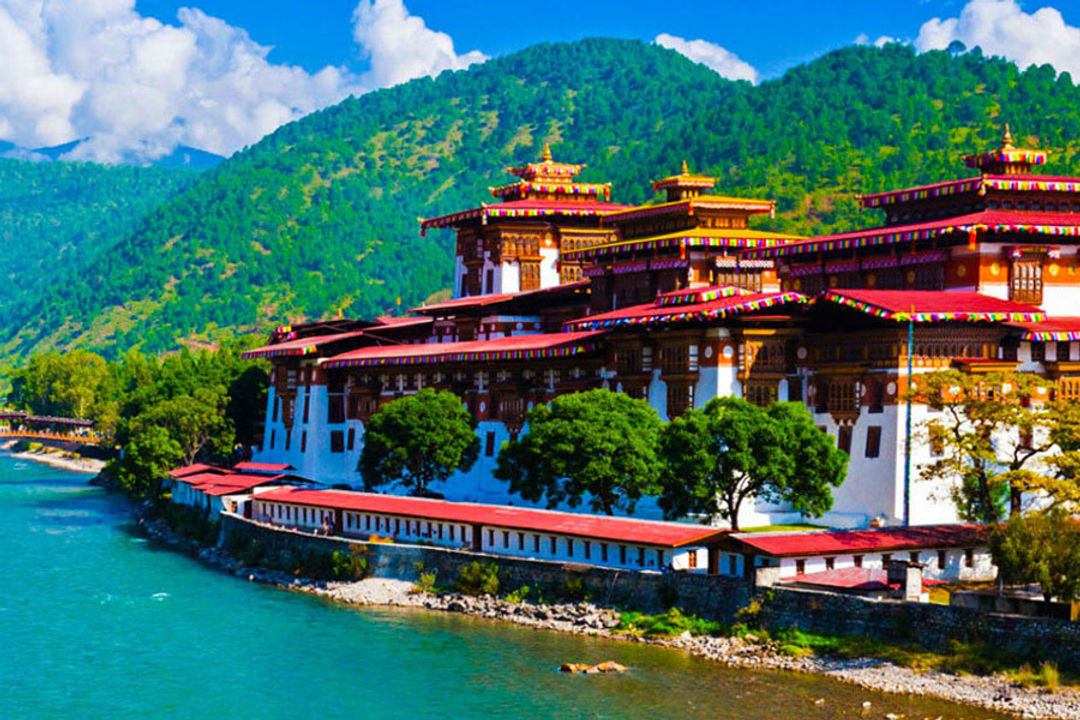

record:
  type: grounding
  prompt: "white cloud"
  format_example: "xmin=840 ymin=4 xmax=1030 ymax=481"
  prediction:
xmin=654 ymin=33 xmax=758 ymax=84
xmin=352 ymin=0 xmax=487 ymax=88
xmin=0 ymin=0 xmax=486 ymax=163
xmin=855 ymin=33 xmax=900 ymax=48
xmin=915 ymin=0 xmax=1080 ymax=75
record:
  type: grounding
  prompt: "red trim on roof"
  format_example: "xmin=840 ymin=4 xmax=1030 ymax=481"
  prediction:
xmin=420 ymin=199 xmax=631 ymax=232
xmin=233 ymin=461 xmax=295 ymax=473
xmin=321 ymin=331 xmax=604 ymax=369
xmin=750 ymin=210 xmax=1080 ymax=259
xmin=819 ymin=290 xmax=1044 ymax=323
xmin=168 ymin=463 xmax=227 ymax=478
xmin=412 ymin=282 xmax=589 ymax=315
xmin=242 ymin=330 xmax=369 ymax=360
xmin=564 ymin=292 xmax=808 ymax=331
xmin=253 ymin=488 xmax=727 ymax=547
xmin=1008 ymin=316 xmax=1080 ymax=341
xmin=732 ymin=524 xmax=988 ymax=557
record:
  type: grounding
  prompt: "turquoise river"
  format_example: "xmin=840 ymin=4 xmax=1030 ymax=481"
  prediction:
xmin=0 ymin=454 xmax=1011 ymax=720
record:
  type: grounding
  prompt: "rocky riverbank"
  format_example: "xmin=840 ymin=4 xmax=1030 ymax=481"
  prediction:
xmin=136 ymin=509 xmax=1080 ymax=720
xmin=1 ymin=441 xmax=105 ymax=474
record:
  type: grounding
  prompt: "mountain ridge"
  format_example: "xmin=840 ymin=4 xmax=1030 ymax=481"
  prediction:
xmin=5 ymin=38 xmax=1080 ymax=361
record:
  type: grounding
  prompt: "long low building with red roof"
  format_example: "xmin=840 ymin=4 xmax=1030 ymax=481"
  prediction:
xmin=249 ymin=487 xmax=726 ymax=572
xmin=711 ymin=525 xmax=995 ymax=583
xmin=236 ymin=133 xmax=1080 ymax=531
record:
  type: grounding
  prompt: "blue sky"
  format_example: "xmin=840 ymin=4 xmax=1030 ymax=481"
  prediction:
xmin=4 ymin=0 xmax=1080 ymax=162
xmin=136 ymin=0 xmax=1007 ymax=80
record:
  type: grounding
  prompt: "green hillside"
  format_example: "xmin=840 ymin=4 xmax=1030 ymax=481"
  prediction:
xmin=6 ymin=38 xmax=1080 ymax=359
xmin=0 ymin=159 xmax=196 ymax=311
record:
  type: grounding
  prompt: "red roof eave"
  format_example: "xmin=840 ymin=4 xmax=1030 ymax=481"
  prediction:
xmin=253 ymin=488 xmax=727 ymax=547
xmin=819 ymin=289 xmax=1044 ymax=323
xmin=321 ymin=330 xmax=605 ymax=369
xmin=564 ymin=292 xmax=808 ymax=331
xmin=733 ymin=524 xmax=989 ymax=557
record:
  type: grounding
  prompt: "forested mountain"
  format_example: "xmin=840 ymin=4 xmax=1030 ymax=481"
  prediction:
xmin=0 ymin=159 xmax=197 ymax=316
xmin=6 ymin=38 xmax=1080 ymax=360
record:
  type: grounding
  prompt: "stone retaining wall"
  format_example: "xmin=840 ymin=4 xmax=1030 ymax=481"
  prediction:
xmin=761 ymin=586 xmax=1080 ymax=668
xmin=221 ymin=513 xmax=752 ymax=616
xmin=221 ymin=514 xmax=1080 ymax=668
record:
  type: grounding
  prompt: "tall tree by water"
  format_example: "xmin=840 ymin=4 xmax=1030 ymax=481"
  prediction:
xmin=359 ymin=388 xmax=480 ymax=496
xmin=912 ymin=370 xmax=1080 ymax=521
xmin=656 ymin=398 xmax=845 ymax=531
xmin=990 ymin=509 xmax=1080 ymax=606
xmin=495 ymin=389 xmax=662 ymax=515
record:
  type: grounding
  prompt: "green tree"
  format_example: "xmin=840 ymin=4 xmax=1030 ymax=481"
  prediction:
xmin=657 ymin=397 xmax=844 ymax=530
xmin=912 ymin=370 xmax=1072 ymax=521
xmin=359 ymin=388 xmax=480 ymax=496
xmin=111 ymin=423 xmax=183 ymax=499
xmin=989 ymin=509 xmax=1080 ymax=606
xmin=495 ymin=389 xmax=661 ymax=515
xmin=766 ymin=401 xmax=849 ymax=518
xmin=8 ymin=350 xmax=110 ymax=420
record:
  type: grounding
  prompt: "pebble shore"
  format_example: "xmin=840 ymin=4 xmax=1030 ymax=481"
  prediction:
xmin=138 ymin=511 xmax=1080 ymax=720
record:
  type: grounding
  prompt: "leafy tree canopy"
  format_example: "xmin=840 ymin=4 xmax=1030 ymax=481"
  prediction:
xmin=990 ymin=509 xmax=1080 ymax=605
xmin=657 ymin=397 xmax=845 ymax=530
xmin=359 ymin=388 xmax=480 ymax=495
xmin=912 ymin=370 xmax=1080 ymax=521
xmin=495 ymin=388 xmax=662 ymax=515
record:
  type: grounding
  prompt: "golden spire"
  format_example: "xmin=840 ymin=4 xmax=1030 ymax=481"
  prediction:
xmin=1001 ymin=123 xmax=1014 ymax=150
xmin=541 ymin=143 xmax=552 ymax=162
xmin=681 ymin=159 xmax=689 ymax=174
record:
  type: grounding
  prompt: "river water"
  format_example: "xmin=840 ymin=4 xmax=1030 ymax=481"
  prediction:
xmin=0 ymin=454 xmax=1010 ymax=720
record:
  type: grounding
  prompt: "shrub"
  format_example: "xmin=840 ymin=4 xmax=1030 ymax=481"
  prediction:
xmin=505 ymin=585 xmax=531 ymax=604
xmin=617 ymin=608 xmax=726 ymax=638
xmin=160 ymin=503 xmax=219 ymax=545
xmin=563 ymin=576 xmax=590 ymax=602
xmin=413 ymin=571 xmax=438 ymax=594
xmin=455 ymin=561 xmax=499 ymax=596
xmin=331 ymin=550 xmax=369 ymax=581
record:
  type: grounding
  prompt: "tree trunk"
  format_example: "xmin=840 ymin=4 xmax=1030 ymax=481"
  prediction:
xmin=1009 ymin=486 xmax=1023 ymax=517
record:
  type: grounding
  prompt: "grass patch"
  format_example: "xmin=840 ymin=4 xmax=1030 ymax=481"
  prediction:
xmin=617 ymin=608 xmax=727 ymax=638
xmin=1009 ymin=661 xmax=1060 ymax=690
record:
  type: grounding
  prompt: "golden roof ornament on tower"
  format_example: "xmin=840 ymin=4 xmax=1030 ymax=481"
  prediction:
xmin=963 ymin=122 xmax=1047 ymax=175
xmin=652 ymin=160 xmax=718 ymax=201
xmin=542 ymin=143 xmax=553 ymax=162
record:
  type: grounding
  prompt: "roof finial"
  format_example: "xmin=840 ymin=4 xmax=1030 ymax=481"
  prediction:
xmin=681 ymin=159 xmax=689 ymax=174
xmin=1001 ymin=123 xmax=1014 ymax=150
xmin=542 ymin=143 xmax=552 ymax=162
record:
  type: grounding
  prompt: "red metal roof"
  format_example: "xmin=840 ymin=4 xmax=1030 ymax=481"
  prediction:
xmin=253 ymin=487 xmax=727 ymax=547
xmin=861 ymin=174 xmax=1080 ymax=208
xmin=233 ymin=461 xmax=295 ymax=473
xmin=241 ymin=330 xmax=369 ymax=360
xmin=819 ymin=289 xmax=1044 ymax=323
xmin=732 ymin=524 xmax=988 ymax=557
xmin=411 ymin=282 xmax=589 ymax=315
xmin=420 ymin=199 xmax=630 ymax=233
xmin=750 ymin=210 xmax=1080 ymax=258
xmin=1008 ymin=316 xmax=1080 ymax=341
xmin=564 ymin=291 xmax=808 ymax=331
xmin=321 ymin=330 xmax=604 ymax=369
xmin=167 ymin=463 xmax=227 ymax=478
xmin=782 ymin=567 xmax=943 ymax=592
xmin=189 ymin=473 xmax=286 ymax=495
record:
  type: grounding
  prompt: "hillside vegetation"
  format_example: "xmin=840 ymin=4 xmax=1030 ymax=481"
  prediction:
xmin=0 ymin=160 xmax=196 ymax=313
xmin=6 ymin=38 xmax=1080 ymax=360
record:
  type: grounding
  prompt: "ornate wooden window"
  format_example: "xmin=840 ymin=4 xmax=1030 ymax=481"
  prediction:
xmin=745 ymin=381 xmax=777 ymax=407
xmin=666 ymin=384 xmax=694 ymax=417
xmin=865 ymin=426 xmax=882 ymax=458
xmin=1009 ymin=254 xmax=1044 ymax=304
xmin=1058 ymin=342 xmax=1072 ymax=362
xmin=827 ymin=380 xmax=858 ymax=417
xmin=837 ymin=425 xmax=853 ymax=454
xmin=660 ymin=345 xmax=690 ymax=375
xmin=520 ymin=261 xmax=541 ymax=291
xmin=1030 ymin=341 xmax=1046 ymax=363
